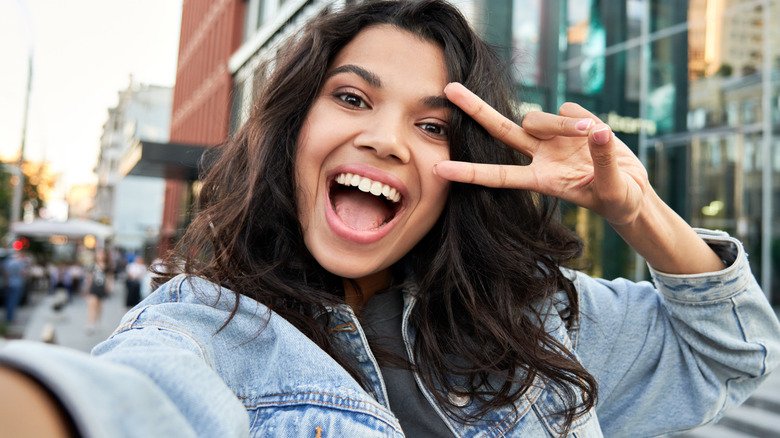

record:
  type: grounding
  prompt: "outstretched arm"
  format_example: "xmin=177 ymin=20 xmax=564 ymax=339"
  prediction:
xmin=0 ymin=366 xmax=75 ymax=437
xmin=435 ymin=82 xmax=725 ymax=275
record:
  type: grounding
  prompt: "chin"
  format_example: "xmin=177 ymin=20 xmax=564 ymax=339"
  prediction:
xmin=316 ymin=258 xmax=382 ymax=280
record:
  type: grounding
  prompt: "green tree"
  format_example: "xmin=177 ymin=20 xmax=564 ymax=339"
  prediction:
xmin=0 ymin=161 xmax=50 ymax=238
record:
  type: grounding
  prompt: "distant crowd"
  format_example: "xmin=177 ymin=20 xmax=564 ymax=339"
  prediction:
xmin=1 ymin=247 xmax=160 ymax=331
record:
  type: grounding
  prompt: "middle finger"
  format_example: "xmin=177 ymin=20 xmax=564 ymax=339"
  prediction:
xmin=444 ymin=82 xmax=538 ymax=156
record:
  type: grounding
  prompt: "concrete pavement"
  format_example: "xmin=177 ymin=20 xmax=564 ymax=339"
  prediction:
xmin=19 ymin=280 xmax=130 ymax=352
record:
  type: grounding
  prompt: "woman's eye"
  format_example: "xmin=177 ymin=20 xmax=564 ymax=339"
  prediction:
xmin=338 ymin=93 xmax=368 ymax=108
xmin=419 ymin=122 xmax=448 ymax=138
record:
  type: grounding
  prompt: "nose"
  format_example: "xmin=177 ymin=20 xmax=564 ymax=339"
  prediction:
xmin=354 ymin=110 xmax=411 ymax=163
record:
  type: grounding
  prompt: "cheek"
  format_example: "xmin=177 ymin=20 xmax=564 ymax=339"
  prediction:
xmin=418 ymin=176 xmax=450 ymax=229
xmin=417 ymin=145 xmax=451 ymax=215
xmin=425 ymin=147 xmax=451 ymax=200
xmin=431 ymin=181 xmax=451 ymax=219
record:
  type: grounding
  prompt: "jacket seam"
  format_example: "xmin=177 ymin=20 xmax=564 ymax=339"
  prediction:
xmin=240 ymin=392 xmax=401 ymax=430
xmin=117 ymin=321 xmax=212 ymax=369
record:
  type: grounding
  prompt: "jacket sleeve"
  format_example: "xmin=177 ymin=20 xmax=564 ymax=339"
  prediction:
xmin=0 ymin=306 xmax=250 ymax=438
xmin=571 ymin=229 xmax=780 ymax=437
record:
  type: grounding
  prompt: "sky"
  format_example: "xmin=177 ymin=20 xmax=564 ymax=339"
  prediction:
xmin=0 ymin=0 xmax=183 ymax=198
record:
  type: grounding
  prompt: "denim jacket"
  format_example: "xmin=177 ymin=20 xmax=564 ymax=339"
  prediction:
xmin=1 ymin=229 xmax=779 ymax=437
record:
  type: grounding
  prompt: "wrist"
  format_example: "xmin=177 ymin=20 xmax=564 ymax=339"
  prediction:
xmin=609 ymin=190 xmax=726 ymax=274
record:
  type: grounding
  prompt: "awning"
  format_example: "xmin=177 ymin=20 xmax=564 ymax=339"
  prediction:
xmin=119 ymin=140 xmax=212 ymax=181
xmin=10 ymin=219 xmax=113 ymax=240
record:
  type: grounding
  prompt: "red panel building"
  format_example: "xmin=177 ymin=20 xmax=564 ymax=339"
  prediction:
xmin=159 ymin=0 xmax=246 ymax=254
xmin=120 ymin=0 xmax=327 ymax=257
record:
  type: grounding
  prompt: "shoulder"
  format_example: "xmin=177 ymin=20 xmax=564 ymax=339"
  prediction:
xmin=99 ymin=274 xmax=279 ymax=383
xmin=99 ymin=275 xmax=383 ymax=423
xmin=111 ymin=274 xmax=314 ymax=358
xmin=118 ymin=274 xmax=266 ymax=333
xmin=141 ymin=274 xmax=231 ymax=305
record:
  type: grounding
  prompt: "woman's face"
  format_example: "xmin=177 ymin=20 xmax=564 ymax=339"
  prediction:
xmin=295 ymin=25 xmax=451 ymax=292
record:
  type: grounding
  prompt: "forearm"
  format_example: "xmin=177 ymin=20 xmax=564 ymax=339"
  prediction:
xmin=610 ymin=189 xmax=726 ymax=274
xmin=0 ymin=366 xmax=76 ymax=438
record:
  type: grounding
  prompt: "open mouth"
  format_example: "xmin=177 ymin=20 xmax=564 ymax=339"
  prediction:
xmin=329 ymin=172 xmax=403 ymax=231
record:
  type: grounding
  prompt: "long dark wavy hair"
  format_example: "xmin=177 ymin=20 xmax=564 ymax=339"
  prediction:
xmin=158 ymin=0 xmax=597 ymax=433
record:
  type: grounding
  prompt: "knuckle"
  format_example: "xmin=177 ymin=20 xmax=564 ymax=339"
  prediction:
xmin=467 ymin=164 xmax=477 ymax=183
xmin=470 ymin=100 xmax=485 ymax=118
xmin=592 ymin=152 xmax=614 ymax=168
xmin=495 ymin=119 xmax=514 ymax=141
xmin=497 ymin=165 xmax=508 ymax=186
xmin=558 ymin=117 xmax=570 ymax=133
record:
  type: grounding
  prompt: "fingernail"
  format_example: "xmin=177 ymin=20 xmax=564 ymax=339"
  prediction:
xmin=575 ymin=119 xmax=592 ymax=131
xmin=593 ymin=126 xmax=611 ymax=145
xmin=432 ymin=163 xmax=439 ymax=175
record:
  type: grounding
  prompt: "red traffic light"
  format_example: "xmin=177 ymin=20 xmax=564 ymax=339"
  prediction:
xmin=12 ymin=237 xmax=29 ymax=251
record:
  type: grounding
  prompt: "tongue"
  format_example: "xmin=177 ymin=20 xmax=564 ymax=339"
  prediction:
xmin=332 ymin=189 xmax=392 ymax=230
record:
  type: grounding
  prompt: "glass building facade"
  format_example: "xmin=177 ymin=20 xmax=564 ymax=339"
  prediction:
xmin=229 ymin=0 xmax=779 ymax=303
xmin=488 ymin=0 xmax=779 ymax=303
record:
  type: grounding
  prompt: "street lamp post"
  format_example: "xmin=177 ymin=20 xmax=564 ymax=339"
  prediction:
xmin=10 ymin=0 xmax=33 ymax=228
xmin=11 ymin=52 xmax=33 ymax=225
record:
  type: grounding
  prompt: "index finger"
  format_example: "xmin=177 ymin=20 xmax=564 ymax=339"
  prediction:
xmin=444 ymin=83 xmax=592 ymax=151
xmin=444 ymin=82 xmax=535 ymax=155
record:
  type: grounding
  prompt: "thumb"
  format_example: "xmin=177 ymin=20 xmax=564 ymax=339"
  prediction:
xmin=588 ymin=124 xmax=624 ymax=202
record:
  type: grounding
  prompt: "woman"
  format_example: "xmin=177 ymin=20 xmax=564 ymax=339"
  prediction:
xmin=85 ymin=250 xmax=111 ymax=334
xmin=124 ymin=255 xmax=146 ymax=308
xmin=0 ymin=1 xmax=778 ymax=436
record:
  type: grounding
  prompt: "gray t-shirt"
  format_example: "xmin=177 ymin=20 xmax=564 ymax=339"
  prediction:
xmin=363 ymin=289 xmax=454 ymax=437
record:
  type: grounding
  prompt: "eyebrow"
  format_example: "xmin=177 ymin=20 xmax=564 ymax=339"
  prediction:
xmin=325 ymin=64 xmax=453 ymax=110
xmin=325 ymin=64 xmax=382 ymax=87
xmin=421 ymin=95 xmax=453 ymax=110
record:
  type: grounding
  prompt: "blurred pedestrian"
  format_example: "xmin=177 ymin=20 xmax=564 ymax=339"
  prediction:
xmin=46 ymin=263 xmax=59 ymax=294
xmin=68 ymin=262 xmax=84 ymax=298
xmin=2 ymin=251 xmax=27 ymax=323
xmin=28 ymin=263 xmax=45 ymax=292
xmin=85 ymin=250 xmax=112 ymax=334
xmin=124 ymin=255 xmax=146 ymax=308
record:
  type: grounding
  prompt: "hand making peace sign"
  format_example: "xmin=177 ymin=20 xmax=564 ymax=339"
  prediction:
xmin=435 ymin=82 xmax=650 ymax=227
xmin=435 ymin=82 xmax=725 ymax=275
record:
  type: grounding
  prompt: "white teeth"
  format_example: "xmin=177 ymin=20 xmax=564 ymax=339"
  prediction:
xmin=369 ymin=181 xmax=383 ymax=196
xmin=334 ymin=173 xmax=401 ymax=203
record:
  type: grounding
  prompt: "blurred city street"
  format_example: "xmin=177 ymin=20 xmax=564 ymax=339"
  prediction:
xmin=4 ymin=277 xmax=128 ymax=353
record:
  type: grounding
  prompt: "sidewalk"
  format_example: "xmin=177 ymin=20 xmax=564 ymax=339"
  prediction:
xmin=19 ymin=281 xmax=130 ymax=353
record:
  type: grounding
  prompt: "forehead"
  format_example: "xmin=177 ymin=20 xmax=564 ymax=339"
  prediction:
xmin=329 ymin=25 xmax=448 ymax=86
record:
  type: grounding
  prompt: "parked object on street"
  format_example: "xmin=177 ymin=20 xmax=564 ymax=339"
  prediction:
xmin=124 ymin=255 xmax=146 ymax=308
